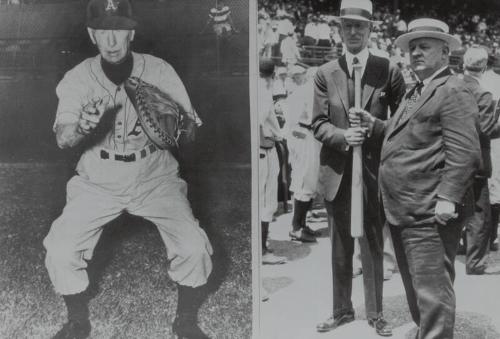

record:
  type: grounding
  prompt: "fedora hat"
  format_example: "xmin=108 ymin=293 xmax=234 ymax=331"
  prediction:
xmin=337 ymin=0 xmax=380 ymax=23
xmin=395 ymin=18 xmax=461 ymax=52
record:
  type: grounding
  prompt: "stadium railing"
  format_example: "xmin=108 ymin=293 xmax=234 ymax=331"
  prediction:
xmin=300 ymin=45 xmax=340 ymax=65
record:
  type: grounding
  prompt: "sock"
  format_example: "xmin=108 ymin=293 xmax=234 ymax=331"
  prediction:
xmin=301 ymin=199 xmax=313 ymax=227
xmin=62 ymin=292 xmax=89 ymax=323
xmin=292 ymin=199 xmax=309 ymax=231
xmin=261 ymin=221 xmax=269 ymax=252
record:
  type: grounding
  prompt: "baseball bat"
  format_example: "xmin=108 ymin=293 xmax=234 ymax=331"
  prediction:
xmin=350 ymin=63 xmax=364 ymax=238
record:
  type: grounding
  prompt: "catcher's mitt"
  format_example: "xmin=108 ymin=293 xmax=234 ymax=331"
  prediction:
xmin=124 ymin=76 xmax=183 ymax=150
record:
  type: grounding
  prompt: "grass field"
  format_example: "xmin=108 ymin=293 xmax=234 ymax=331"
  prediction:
xmin=0 ymin=162 xmax=251 ymax=339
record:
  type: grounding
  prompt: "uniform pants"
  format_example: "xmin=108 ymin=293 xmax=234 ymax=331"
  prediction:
xmin=390 ymin=220 xmax=462 ymax=339
xmin=260 ymin=147 xmax=279 ymax=222
xmin=44 ymin=170 xmax=213 ymax=295
xmin=325 ymin=160 xmax=384 ymax=319
xmin=465 ymin=178 xmax=491 ymax=273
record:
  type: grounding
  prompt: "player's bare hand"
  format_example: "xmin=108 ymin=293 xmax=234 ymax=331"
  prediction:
xmin=349 ymin=108 xmax=375 ymax=136
xmin=77 ymin=97 xmax=110 ymax=135
xmin=344 ymin=127 xmax=367 ymax=146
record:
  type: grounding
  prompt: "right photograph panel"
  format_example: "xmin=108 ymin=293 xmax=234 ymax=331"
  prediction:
xmin=257 ymin=0 xmax=500 ymax=338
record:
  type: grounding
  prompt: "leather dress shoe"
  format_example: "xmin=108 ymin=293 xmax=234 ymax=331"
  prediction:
xmin=303 ymin=225 xmax=321 ymax=236
xmin=289 ymin=229 xmax=316 ymax=242
xmin=474 ymin=264 xmax=500 ymax=275
xmin=316 ymin=313 xmax=355 ymax=332
xmin=52 ymin=319 xmax=91 ymax=339
xmin=368 ymin=317 xmax=393 ymax=337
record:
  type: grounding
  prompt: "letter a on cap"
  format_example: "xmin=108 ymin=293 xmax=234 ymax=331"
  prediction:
xmin=106 ymin=0 xmax=118 ymax=12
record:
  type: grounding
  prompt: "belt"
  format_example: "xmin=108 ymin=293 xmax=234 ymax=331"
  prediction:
xmin=100 ymin=144 xmax=157 ymax=162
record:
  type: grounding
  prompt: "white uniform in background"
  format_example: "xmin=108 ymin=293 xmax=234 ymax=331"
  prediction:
xmin=259 ymin=77 xmax=282 ymax=222
xmin=286 ymin=78 xmax=320 ymax=202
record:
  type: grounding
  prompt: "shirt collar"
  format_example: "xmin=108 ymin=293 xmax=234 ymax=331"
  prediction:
xmin=419 ymin=65 xmax=448 ymax=89
xmin=345 ymin=48 xmax=369 ymax=77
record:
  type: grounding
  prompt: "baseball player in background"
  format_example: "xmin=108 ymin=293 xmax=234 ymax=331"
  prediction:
xmin=42 ymin=1 xmax=213 ymax=338
xmin=259 ymin=58 xmax=287 ymax=265
xmin=286 ymin=64 xmax=321 ymax=243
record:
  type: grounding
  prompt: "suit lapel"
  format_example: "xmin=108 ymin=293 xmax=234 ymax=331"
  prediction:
xmin=361 ymin=54 xmax=381 ymax=109
xmin=332 ymin=55 xmax=350 ymax=116
xmin=387 ymin=69 xmax=451 ymax=139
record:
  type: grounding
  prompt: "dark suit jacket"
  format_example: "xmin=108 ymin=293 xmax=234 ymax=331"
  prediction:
xmin=462 ymin=74 xmax=498 ymax=178
xmin=374 ymin=68 xmax=481 ymax=226
xmin=311 ymin=53 xmax=406 ymax=201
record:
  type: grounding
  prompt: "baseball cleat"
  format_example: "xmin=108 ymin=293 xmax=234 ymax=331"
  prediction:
xmin=52 ymin=319 xmax=91 ymax=339
xmin=172 ymin=317 xmax=210 ymax=339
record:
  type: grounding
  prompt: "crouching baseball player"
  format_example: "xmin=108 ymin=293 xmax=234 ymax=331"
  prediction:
xmin=43 ymin=1 xmax=213 ymax=338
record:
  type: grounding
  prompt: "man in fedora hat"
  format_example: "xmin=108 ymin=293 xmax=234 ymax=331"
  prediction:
xmin=43 ymin=0 xmax=213 ymax=338
xmin=311 ymin=0 xmax=406 ymax=335
xmin=351 ymin=18 xmax=481 ymax=338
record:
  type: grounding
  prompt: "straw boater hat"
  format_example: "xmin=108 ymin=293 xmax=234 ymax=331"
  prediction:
xmin=337 ymin=0 xmax=381 ymax=24
xmin=394 ymin=18 xmax=462 ymax=52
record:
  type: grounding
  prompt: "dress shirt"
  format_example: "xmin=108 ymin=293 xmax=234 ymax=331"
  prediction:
xmin=419 ymin=65 xmax=449 ymax=93
xmin=346 ymin=48 xmax=369 ymax=78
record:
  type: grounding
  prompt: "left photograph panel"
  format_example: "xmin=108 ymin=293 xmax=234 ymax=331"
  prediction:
xmin=0 ymin=1 xmax=251 ymax=339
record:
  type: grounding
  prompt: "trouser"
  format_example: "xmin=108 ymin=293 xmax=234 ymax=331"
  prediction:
xmin=326 ymin=161 xmax=384 ymax=319
xmin=44 ymin=167 xmax=213 ymax=295
xmin=390 ymin=220 xmax=462 ymax=339
xmin=259 ymin=147 xmax=279 ymax=222
xmin=465 ymin=177 xmax=491 ymax=273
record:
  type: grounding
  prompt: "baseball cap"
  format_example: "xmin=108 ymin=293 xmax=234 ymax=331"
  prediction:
xmin=87 ymin=0 xmax=137 ymax=30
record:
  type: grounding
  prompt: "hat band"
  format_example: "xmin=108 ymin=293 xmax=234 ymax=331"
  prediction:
xmin=340 ymin=8 xmax=372 ymax=20
xmin=409 ymin=26 xmax=446 ymax=33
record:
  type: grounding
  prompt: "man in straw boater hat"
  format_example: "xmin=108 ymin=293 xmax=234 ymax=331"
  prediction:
xmin=311 ymin=0 xmax=406 ymax=335
xmin=351 ymin=18 xmax=481 ymax=338
xmin=43 ymin=0 xmax=213 ymax=338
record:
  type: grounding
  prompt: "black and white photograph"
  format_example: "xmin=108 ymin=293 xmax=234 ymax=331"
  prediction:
xmin=257 ymin=0 xmax=500 ymax=338
xmin=0 ymin=0 xmax=251 ymax=338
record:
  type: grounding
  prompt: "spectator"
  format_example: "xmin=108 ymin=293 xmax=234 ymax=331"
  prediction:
xmin=280 ymin=31 xmax=301 ymax=67
xmin=316 ymin=16 xmax=332 ymax=47
xmin=303 ymin=15 xmax=319 ymax=46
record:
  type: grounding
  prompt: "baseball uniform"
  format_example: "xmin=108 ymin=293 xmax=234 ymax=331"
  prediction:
xmin=43 ymin=52 xmax=213 ymax=295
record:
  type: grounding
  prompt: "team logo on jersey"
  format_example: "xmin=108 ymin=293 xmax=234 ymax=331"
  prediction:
xmin=105 ymin=0 xmax=118 ymax=12
xmin=128 ymin=118 xmax=142 ymax=137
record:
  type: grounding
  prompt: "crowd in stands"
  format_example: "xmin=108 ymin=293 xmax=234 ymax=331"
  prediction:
xmin=258 ymin=0 xmax=500 ymax=77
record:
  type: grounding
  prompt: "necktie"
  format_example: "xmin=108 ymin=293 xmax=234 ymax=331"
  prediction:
xmin=347 ymin=57 xmax=359 ymax=108
xmin=396 ymin=81 xmax=423 ymax=126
